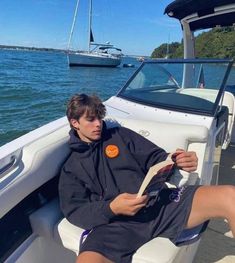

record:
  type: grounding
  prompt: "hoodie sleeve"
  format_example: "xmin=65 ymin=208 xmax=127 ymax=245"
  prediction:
xmin=58 ymin=164 xmax=116 ymax=230
xmin=118 ymin=127 xmax=169 ymax=173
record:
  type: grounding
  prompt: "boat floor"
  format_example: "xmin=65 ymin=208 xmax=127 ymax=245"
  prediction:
xmin=193 ymin=144 xmax=235 ymax=263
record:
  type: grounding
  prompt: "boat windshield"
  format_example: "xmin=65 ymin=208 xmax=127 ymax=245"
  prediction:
xmin=118 ymin=59 xmax=233 ymax=116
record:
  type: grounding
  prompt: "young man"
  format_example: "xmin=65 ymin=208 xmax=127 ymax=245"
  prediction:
xmin=59 ymin=93 xmax=235 ymax=263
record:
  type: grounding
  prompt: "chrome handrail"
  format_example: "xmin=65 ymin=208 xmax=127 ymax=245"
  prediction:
xmin=0 ymin=156 xmax=17 ymax=176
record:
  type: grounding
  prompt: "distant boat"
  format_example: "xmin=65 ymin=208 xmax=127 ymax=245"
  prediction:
xmin=123 ymin=63 xmax=135 ymax=68
xmin=67 ymin=0 xmax=122 ymax=67
xmin=137 ymin=56 xmax=145 ymax=62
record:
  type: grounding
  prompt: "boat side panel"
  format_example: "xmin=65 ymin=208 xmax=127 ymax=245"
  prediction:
xmin=0 ymin=125 xmax=71 ymax=218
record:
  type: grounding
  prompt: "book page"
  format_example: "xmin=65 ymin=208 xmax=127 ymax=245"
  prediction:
xmin=137 ymin=158 xmax=174 ymax=198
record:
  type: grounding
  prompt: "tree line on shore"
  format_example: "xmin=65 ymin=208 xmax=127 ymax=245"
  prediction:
xmin=151 ymin=26 xmax=235 ymax=59
xmin=0 ymin=44 xmax=66 ymax=53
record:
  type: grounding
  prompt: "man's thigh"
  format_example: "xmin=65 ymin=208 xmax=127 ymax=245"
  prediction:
xmin=80 ymin=221 xmax=151 ymax=263
xmin=186 ymin=185 xmax=235 ymax=229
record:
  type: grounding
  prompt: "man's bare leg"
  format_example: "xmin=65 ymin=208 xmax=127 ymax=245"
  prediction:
xmin=76 ymin=251 xmax=113 ymax=263
xmin=187 ymin=185 xmax=235 ymax=236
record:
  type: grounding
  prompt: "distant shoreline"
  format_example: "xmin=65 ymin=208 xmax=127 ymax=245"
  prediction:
xmin=0 ymin=45 xmax=148 ymax=58
xmin=0 ymin=44 xmax=67 ymax=53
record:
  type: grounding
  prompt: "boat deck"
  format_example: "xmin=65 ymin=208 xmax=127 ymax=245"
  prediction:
xmin=193 ymin=144 xmax=235 ymax=263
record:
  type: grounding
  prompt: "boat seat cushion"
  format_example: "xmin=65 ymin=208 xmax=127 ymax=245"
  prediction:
xmin=106 ymin=117 xmax=208 ymax=186
xmin=55 ymin=217 xmax=183 ymax=262
xmin=30 ymin=199 xmax=63 ymax=239
xmin=105 ymin=116 xmax=208 ymax=153
xmin=30 ymin=199 xmax=198 ymax=262
xmin=55 ymin=217 xmax=83 ymax=254
xmin=55 ymin=217 xmax=201 ymax=262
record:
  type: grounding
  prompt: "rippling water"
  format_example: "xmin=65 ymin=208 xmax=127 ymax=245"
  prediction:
xmin=0 ymin=49 xmax=138 ymax=146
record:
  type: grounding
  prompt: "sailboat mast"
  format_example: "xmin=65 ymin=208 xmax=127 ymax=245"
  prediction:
xmin=88 ymin=0 xmax=92 ymax=53
xmin=165 ymin=33 xmax=170 ymax=59
xmin=67 ymin=0 xmax=80 ymax=51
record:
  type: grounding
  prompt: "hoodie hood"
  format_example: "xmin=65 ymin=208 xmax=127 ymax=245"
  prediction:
xmin=69 ymin=121 xmax=107 ymax=153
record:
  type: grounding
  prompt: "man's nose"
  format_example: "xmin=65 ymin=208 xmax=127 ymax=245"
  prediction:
xmin=94 ymin=118 xmax=102 ymax=126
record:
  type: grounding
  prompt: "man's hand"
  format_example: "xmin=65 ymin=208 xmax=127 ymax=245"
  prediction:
xmin=174 ymin=150 xmax=198 ymax=172
xmin=110 ymin=193 xmax=148 ymax=216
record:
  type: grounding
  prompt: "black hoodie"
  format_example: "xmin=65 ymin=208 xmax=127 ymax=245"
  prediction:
xmin=58 ymin=122 xmax=168 ymax=230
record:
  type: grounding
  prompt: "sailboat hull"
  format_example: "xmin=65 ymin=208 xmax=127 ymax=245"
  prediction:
xmin=67 ymin=52 xmax=121 ymax=67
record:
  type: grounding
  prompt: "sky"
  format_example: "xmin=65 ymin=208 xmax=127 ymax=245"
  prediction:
xmin=0 ymin=0 xmax=183 ymax=56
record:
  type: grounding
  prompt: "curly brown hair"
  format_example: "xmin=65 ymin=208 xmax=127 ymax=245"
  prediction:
xmin=66 ymin=94 xmax=106 ymax=125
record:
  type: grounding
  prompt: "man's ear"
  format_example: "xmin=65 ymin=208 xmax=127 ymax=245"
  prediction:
xmin=70 ymin=119 xmax=80 ymax=130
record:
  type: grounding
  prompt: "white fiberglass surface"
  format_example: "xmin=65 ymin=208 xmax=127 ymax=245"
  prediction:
xmin=118 ymin=59 xmax=233 ymax=116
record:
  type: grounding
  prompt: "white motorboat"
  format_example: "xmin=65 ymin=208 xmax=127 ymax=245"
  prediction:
xmin=67 ymin=0 xmax=122 ymax=67
xmin=1 ymin=1 xmax=235 ymax=263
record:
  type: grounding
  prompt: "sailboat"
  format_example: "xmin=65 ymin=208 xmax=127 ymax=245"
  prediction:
xmin=165 ymin=34 xmax=170 ymax=59
xmin=67 ymin=0 xmax=122 ymax=67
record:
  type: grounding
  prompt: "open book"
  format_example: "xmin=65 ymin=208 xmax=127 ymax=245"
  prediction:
xmin=137 ymin=154 xmax=177 ymax=198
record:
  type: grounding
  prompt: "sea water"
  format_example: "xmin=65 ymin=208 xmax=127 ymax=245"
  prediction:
xmin=0 ymin=49 xmax=138 ymax=146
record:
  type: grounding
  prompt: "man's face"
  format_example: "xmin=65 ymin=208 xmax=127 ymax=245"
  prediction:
xmin=71 ymin=113 xmax=103 ymax=143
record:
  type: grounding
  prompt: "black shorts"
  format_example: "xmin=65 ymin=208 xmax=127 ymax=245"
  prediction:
xmin=79 ymin=185 xmax=207 ymax=263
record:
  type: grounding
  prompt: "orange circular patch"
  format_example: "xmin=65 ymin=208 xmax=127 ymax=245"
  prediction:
xmin=105 ymin=145 xmax=119 ymax=158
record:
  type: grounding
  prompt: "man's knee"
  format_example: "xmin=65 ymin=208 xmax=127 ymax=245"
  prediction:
xmin=224 ymin=185 xmax=235 ymax=212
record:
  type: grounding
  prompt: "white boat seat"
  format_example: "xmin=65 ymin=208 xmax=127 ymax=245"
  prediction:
xmin=29 ymin=197 xmax=201 ymax=263
xmin=178 ymin=88 xmax=235 ymax=148
xmin=106 ymin=116 xmax=208 ymax=152
xmin=29 ymin=199 xmax=194 ymax=262
xmin=55 ymin=217 xmax=202 ymax=263
xmin=106 ymin=117 xmax=208 ymax=186
xmin=55 ymin=217 xmax=83 ymax=254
